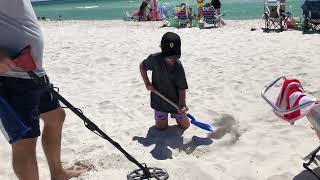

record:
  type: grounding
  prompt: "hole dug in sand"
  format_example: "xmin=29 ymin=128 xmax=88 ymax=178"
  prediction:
xmin=207 ymin=114 xmax=242 ymax=146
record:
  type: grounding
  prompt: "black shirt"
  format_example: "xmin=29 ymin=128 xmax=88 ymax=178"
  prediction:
xmin=211 ymin=0 xmax=221 ymax=9
xmin=140 ymin=1 xmax=148 ymax=11
xmin=143 ymin=53 xmax=188 ymax=113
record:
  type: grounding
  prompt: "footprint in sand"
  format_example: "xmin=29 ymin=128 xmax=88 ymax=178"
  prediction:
xmin=198 ymin=57 xmax=211 ymax=63
xmin=95 ymin=57 xmax=111 ymax=64
xmin=73 ymin=160 xmax=97 ymax=172
xmin=172 ymin=161 xmax=216 ymax=180
xmin=62 ymin=147 xmax=76 ymax=156
xmin=205 ymin=109 xmax=219 ymax=117
xmin=206 ymin=87 xmax=218 ymax=93
xmin=54 ymin=66 xmax=71 ymax=74
xmin=97 ymin=100 xmax=134 ymax=121
xmin=191 ymin=98 xmax=204 ymax=105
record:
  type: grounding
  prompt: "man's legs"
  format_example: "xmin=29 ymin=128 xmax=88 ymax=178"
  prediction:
xmin=39 ymin=76 xmax=81 ymax=180
xmin=40 ymin=107 xmax=81 ymax=180
xmin=12 ymin=138 xmax=39 ymax=180
xmin=1 ymin=77 xmax=42 ymax=180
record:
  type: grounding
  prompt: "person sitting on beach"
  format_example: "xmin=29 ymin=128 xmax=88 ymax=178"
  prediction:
xmin=57 ymin=15 xmax=63 ymax=21
xmin=187 ymin=7 xmax=194 ymax=28
xmin=197 ymin=0 xmax=204 ymax=19
xmin=149 ymin=0 xmax=162 ymax=21
xmin=138 ymin=0 xmax=150 ymax=21
xmin=280 ymin=0 xmax=285 ymax=13
xmin=210 ymin=0 xmax=225 ymax=25
xmin=180 ymin=1 xmax=187 ymax=10
xmin=268 ymin=0 xmax=287 ymax=18
xmin=211 ymin=0 xmax=221 ymax=15
xmin=139 ymin=32 xmax=190 ymax=131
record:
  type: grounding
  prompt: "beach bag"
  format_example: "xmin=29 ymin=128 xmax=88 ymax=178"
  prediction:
xmin=286 ymin=17 xmax=295 ymax=29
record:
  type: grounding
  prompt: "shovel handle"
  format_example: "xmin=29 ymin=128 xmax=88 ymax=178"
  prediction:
xmin=153 ymin=90 xmax=180 ymax=110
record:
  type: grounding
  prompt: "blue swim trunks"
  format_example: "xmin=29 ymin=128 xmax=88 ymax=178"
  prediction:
xmin=0 ymin=75 xmax=60 ymax=139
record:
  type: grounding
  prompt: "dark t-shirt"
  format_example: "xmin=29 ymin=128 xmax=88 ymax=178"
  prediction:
xmin=211 ymin=0 xmax=221 ymax=9
xmin=143 ymin=53 xmax=188 ymax=113
xmin=139 ymin=1 xmax=148 ymax=16
xmin=140 ymin=1 xmax=148 ymax=11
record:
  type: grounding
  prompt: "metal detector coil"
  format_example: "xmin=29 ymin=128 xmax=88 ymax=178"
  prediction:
xmin=127 ymin=165 xmax=169 ymax=180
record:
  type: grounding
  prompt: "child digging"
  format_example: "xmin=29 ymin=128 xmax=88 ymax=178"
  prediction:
xmin=139 ymin=32 xmax=190 ymax=131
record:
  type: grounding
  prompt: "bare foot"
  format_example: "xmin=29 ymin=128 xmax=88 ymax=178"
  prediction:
xmin=53 ymin=169 xmax=82 ymax=180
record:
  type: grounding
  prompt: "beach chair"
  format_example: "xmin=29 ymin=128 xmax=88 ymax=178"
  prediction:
xmin=263 ymin=0 xmax=289 ymax=32
xmin=302 ymin=0 xmax=320 ymax=32
xmin=261 ymin=76 xmax=320 ymax=179
xmin=174 ymin=3 xmax=190 ymax=28
xmin=199 ymin=3 xmax=222 ymax=28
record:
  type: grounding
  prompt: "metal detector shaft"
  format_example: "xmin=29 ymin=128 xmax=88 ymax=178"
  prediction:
xmin=27 ymin=71 xmax=151 ymax=178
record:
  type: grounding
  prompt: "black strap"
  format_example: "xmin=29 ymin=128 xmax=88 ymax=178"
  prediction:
xmin=28 ymin=71 xmax=151 ymax=179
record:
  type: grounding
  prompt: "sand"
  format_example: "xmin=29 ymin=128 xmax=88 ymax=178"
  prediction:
xmin=0 ymin=20 xmax=320 ymax=180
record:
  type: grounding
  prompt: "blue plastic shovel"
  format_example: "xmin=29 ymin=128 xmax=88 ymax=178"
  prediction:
xmin=153 ymin=90 xmax=214 ymax=132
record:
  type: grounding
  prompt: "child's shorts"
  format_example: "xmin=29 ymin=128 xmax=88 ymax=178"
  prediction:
xmin=155 ymin=111 xmax=187 ymax=121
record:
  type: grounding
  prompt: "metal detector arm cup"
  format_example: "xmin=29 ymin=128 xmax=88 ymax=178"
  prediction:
xmin=261 ymin=76 xmax=316 ymax=114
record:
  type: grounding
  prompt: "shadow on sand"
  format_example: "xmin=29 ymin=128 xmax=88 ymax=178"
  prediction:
xmin=133 ymin=125 xmax=213 ymax=160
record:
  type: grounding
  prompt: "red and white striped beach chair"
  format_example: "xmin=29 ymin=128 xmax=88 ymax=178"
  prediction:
xmin=262 ymin=76 xmax=319 ymax=124
xmin=261 ymin=76 xmax=320 ymax=179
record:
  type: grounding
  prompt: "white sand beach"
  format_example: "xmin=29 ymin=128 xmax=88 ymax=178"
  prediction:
xmin=0 ymin=20 xmax=320 ymax=180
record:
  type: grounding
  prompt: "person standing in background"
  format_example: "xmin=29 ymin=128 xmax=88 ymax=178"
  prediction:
xmin=197 ymin=0 xmax=204 ymax=19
